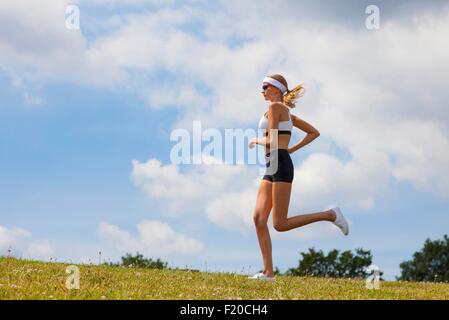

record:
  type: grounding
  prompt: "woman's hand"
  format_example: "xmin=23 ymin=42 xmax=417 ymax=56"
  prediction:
xmin=287 ymin=147 xmax=296 ymax=154
xmin=248 ymin=138 xmax=258 ymax=149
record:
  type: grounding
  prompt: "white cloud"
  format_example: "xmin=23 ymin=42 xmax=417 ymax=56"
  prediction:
xmin=76 ymin=0 xmax=175 ymax=6
xmin=130 ymin=157 xmax=260 ymax=215
xmin=0 ymin=222 xmax=202 ymax=264
xmin=291 ymin=151 xmax=392 ymax=211
xmin=0 ymin=225 xmax=54 ymax=260
xmin=97 ymin=220 xmax=204 ymax=258
xmin=206 ymin=189 xmax=255 ymax=233
xmin=130 ymin=153 xmax=378 ymax=237
xmin=101 ymin=2 xmax=448 ymax=234
xmin=113 ymin=2 xmax=449 ymax=200
xmin=24 ymin=242 xmax=54 ymax=260
xmin=0 ymin=0 xmax=128 ymax=91
xmin=3 ymin=1 xmax=449 ymax=236
xmin=0 ymin=226 xmax=31 ymax=253
xmin=387 ymin=121 xmax=449 ymax=196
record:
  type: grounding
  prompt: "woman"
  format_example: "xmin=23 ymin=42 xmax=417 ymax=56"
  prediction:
xmin=248 ymin=74 xmax=349 ymax=281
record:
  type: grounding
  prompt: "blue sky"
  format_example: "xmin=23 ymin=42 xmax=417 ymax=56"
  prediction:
xmin=1 ymin=0 xmax=449 ymax=281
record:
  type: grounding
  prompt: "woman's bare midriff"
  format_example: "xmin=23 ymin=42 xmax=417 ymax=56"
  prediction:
xmin=264 ymin=134 xmax=290 ymax=154
xmin=264 ymin=107 xmax=291 ymax=152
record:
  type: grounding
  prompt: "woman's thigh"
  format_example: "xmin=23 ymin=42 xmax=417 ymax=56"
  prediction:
xmin=272 ymin=182 xmax=292 ymax=225
xmin=253 ymin=179 xmax=273 ymax=224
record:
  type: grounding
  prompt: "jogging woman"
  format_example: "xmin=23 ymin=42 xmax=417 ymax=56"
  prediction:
xmin=248 ymin=74 xmax=349 ymax=281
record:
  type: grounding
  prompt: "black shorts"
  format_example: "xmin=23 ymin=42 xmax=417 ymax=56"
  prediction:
xmin=263 ymin=149 xmax=294 ymax=183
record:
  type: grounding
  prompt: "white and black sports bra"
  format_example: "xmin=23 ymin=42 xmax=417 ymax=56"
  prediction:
xmin=258 ymin=107 xmax=293 ymax=136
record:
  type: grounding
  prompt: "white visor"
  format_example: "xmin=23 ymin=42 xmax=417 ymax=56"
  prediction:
xmin=263 ymin=77 xmax=288 ymax=94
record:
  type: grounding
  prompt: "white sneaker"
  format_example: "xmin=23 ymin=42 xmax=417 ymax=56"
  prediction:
xmin=247 ymin=272 xmax=276 ymax=281
xmin=330 ymin=207 xmax=349 ymax=236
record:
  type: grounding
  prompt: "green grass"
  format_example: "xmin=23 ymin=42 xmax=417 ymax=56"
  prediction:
xmin=1 ymin=257 xmax=448 ymax=300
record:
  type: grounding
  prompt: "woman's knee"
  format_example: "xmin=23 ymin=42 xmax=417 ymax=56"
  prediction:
xmin=253 ymin=213 xmax=268 ymax=229
xmin=273 ymin=219 xmax=288 ymax=232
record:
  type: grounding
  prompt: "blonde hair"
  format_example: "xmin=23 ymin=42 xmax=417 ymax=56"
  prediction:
xmin=268 ymin=73 xmax=305 ymax=108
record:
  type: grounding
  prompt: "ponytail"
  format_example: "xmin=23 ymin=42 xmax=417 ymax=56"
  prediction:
xmin=283 ymin=84 xmax=305 ymax=108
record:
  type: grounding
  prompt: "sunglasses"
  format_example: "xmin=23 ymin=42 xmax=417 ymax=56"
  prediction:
xmin=262 ymin=84 xmax=271 ymax=91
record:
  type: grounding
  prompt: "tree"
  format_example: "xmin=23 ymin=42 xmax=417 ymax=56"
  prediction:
xmin=105 ymin=252 xmax=168 ymax=269
xmin=398 ymin=234 xmax=449 ymax=282
xmin=285 ymin=248 xmax=380 ymax=279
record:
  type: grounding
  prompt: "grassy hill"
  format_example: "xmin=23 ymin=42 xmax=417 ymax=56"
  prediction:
xmin=1 ymin=257 xmax=448 ymax=300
